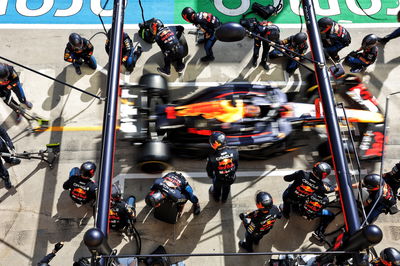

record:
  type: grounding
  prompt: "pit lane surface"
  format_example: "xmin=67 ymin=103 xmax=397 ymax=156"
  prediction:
xmin=0 ymin=26 xmax=400 ymax=265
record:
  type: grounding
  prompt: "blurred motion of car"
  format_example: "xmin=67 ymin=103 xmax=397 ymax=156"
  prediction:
xmin=119 ymin=74 xmax=384 ymax=173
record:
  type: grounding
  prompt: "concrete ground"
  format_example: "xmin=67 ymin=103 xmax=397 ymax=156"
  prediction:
xmin=0 ymin=25 xmax=400 ymax=265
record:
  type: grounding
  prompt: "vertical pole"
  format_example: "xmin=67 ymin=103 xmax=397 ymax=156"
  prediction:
xmin=301 ymin=0 xmax=361 ymax=234
xmin=96 ymin=0 xmax=125 ymax=236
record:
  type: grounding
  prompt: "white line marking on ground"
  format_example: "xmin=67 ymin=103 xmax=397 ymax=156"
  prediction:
xmin=125 ymin=81 xmax=306 ymax=87
xmin=114 ymin=169 xmax=368 ymax=180
xmin=0 ymin=23 xmax=399 ymax=30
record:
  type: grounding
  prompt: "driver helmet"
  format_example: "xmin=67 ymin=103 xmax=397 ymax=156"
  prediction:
xmin=244 ymin=105 xmax=261 ymax=117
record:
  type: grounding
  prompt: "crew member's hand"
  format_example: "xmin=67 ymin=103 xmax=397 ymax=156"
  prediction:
xmin=239 ymin=213 xmax=245 ymax=220
xmin=294 ymin=57 xmax=300 ymax=61
xmin=122 ymin=56 xmax=128 ymax=62
xmin=53 ymin=242 xmax=64 ymax=253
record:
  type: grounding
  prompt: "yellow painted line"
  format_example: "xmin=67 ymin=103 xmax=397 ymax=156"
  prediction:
xmin=36 ymin=125 xmax=121 ymax=132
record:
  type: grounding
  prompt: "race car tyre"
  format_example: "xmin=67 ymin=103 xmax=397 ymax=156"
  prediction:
xmin=137 ymin=140 xmax=171 ymax=173
xmin=179 ymin=33 xmax=189 ymax=57
xmin=139 ymin=74 xmax=169 ymax=103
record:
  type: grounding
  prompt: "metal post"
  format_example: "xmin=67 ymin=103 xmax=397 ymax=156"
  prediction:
xmin=301 ymin=0 xmax=361 ymax=234
xmin=95 ymin=0 xmax=125 ymax=236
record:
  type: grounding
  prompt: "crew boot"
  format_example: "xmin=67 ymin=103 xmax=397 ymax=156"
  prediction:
xmin=3 ymin=177 xmax=11 ymax=189
xmin=193 ymin=203 xmax=201 ymax=215
xmin=239 ymin=241 xmax=253 ymax=252
xmin=200 ymin=55 xmax=215 ymax=62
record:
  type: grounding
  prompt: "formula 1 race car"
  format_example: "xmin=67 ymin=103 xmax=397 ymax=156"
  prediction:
xmin=119 ymin=74 xmax=384 ymax=173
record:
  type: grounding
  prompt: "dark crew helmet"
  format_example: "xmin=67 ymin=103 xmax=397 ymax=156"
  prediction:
xmin=361 ymin=34 xmax=378 ymax=49
xmin=80 ymin=161 xmax=96 ymax=178
xmin=150 ymin=18 xmax=164 ymax=36
xmin=362 ymin=174 xmax=381 ymax=191
xmin=145 ymin=191 xmax=164 ymax=207
xmin=293 ymin=32 xmax=308 ymax=45
xmin=0 ymin=63 xmax=10 ymax=81
xmin=265 ymin=25 xmax=280 ymax=42
xmin=318 ymin=17 xmax=334 ymax=32
xmin=380 ymin=247 xmax=400 ymax=266
xmin=111 ymin=184 xmax=122 ymax=201
xmin=312 ymin=162 xmax=331 ymax=179
xmin=209 ymin=131 xmax=227 ymax=150
xmin=256 ymin=192 xmax=273 ymax=210
xmin=182 ymin=7 xmax=196 ymax=23
xmin=69 ymin=33 xmax=83 ymax=50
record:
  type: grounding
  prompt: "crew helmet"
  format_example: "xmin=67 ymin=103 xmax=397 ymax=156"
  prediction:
xmin=256 ymin=191 xmax=273 ymax=210
xmin=80 ymin=161 xmax=96 ymax=178
xmin=0 ymin=64 xmax=9 ymax=81
xmin=69 ymin=33 xmax=83 ymax=51
xmin=293 ymin=32 xmax=308 ymax=45
xmin=380 ymin=247 xmax=400 ymax=266
xmin=111 ymin=184 xmax=122 ymax=201
xmin=145 ymin=191 xmax=164 ymax=207
xmin=361 ymin=34 xmax=378 ymax=49
xmin=312 ymin=162 xmax=332 ymax=179
xmin=150 ymin=18 xmax=164 ymax=36
xmin=362 ymin=174 xmax=381 ymax=191
xmin=318 ymin=17 xmax=334 ymax=31
xmin=266 ymin=25 xmax=280 ymax=42
xmin=209 ymin=131 xmax=227 ymax=150
xmin=182 ymin=7 xmax=196 ymax=23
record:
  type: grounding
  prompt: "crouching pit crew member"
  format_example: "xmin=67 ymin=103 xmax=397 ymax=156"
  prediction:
xmin=282 ymin=162 xmax=334 ymax=218
xmin=207 ymin=131 xmax=239 ymax=203
xmin=146 ymin=171 xmax=201 ymax=216
xmin=239 ymin=192 xmax=282 ymax=252
xmin=109 ymin=184 xmax=137 ymax=233
xmin=64 ymin=33 xmax=97 ymax=75
xmin=63 ymin=161 xmax=98 ymax=205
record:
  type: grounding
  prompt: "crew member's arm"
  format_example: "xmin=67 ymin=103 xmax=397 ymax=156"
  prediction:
xmin=64 ymin=46 xmax=74 ymax=63
xmin=122 ymin=34 xmax=133 ymax=62
xmin=283 ymin=171 xmax=300 ymax=182
xmin=6 ymin=67 xmax=20 ymax=89
xmin=206 ymin=156 xmax=215 ymax=178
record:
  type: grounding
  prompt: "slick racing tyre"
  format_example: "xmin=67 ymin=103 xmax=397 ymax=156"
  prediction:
xmin=139 ymin=74 xmax=169 ymax=103
xmin=137 ymin=140 xmax=171 ymax=173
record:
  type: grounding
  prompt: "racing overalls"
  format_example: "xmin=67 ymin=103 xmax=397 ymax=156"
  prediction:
xmin=383 ymin=166 xmax=400 ymax=197
xmin=240 ymin=205 xmax=282 ymax=252
xmin=151 ymin=172 xmax=199 ymax=214
xmin=63 ymin=168 xmax=98 ymax=205
xmin=0 ymin=64 xmax=29 ymax=107
xmin=192 ymin=12 xmax=221 ymax=59
xmin=269 ymin=35 xmax=309 ymax=73
xmin=344 ymin=46 xmax=378 ymax=73
xmin=320 ymin=22 xmax=351 ymax=61
xmin=155 ymin=26 xmax=185 ymax=74
xmin=105 ymin=32 xmax=142 ymax=72
xmin=207 ymin=146 xmax=239 ymax=202
xmin=365 ymin=182 xmax=397 ymax=223
xmin=299 ymin=191 xmax=335 ymax=238
xmin=64 ymin=38 xmax=97 ymax=70
xmin=282 ymin=170 xmax=331 ymax=218
xmin=252 ymin=22 xmax=280 ymax=69
xmin=109 ymin=199 xmax=136 ymax=232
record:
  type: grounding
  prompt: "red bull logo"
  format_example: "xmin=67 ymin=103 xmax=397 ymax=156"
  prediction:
xmin=218 ymin=158 xmax=234 ymax=174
